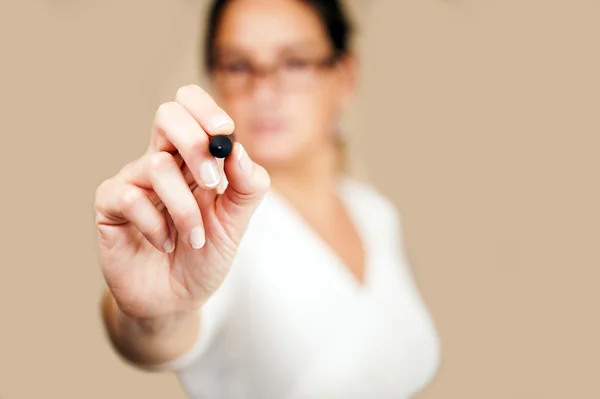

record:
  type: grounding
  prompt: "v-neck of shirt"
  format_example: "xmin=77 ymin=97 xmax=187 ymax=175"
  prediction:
xmin=261 ymin=175 xmax=375 ymax=296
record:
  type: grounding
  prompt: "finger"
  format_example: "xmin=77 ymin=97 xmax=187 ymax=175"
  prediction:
xmin=118 ymin=185 xmax=174 ymax=253
xmin=127 ymin=152 xmax=207 ymax=250
xmin=151 ymin=101 xmax=221 ymax=190
xmin=175 ymin=84 xmax=235 ymax=137
xmin=94 ymin=177 xmax=173 ymax=253
xmin=189 ymin=164 xmax=219 ymax=210
xmin=178 ymin=159 xmax=223 ymax=213
xmin=218 ymin=142 xmax=271 ymax=239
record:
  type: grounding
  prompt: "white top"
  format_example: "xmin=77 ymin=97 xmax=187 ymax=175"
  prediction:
xmin=154 ymin=176 xmax=441 ymax=399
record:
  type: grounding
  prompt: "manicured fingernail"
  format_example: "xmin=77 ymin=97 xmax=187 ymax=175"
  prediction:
xmin=199 ymin=158 xmax=221 ymax=188
xmin=212 ymin=116 xmax=234 ymax=133
xmin=238 ymin=143 xmax=253 ymax=172
xmin=189 ymin=227 xmax=205 ymax=249
xmin=163 ymin=238 xmax=175 ymax=253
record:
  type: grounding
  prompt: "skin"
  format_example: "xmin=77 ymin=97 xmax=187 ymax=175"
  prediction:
xmin=95 ymin=0 xmax=364 ymax=368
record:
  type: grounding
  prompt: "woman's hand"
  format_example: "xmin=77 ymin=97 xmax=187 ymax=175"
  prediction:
xmin=94 ymin=84 xmax=270 ymax=321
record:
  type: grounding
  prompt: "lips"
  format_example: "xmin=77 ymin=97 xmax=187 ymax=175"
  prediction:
xmin=250 ymin=119 xmax=286 ymax=135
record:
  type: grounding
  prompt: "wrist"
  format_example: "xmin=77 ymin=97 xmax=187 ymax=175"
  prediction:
xmin=105 ymin=292 xmax=198 ymax=338
xmin=101 ymin=289 xmax=201 ymax=366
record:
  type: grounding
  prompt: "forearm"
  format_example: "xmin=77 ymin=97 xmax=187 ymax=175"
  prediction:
xmin=101 ymin=288 xmax=200 ymax=369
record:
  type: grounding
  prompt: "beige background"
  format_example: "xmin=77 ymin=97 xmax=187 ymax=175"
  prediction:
xmin=1 ymin=0 xmax=599 ymax=398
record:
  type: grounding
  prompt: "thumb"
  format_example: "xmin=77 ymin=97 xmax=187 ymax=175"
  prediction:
xmin=218 ymin=142 xmax=271 ymax=236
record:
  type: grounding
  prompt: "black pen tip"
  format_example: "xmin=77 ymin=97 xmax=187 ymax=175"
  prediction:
xmin=209 ymin=135 xmax=233 ymax=158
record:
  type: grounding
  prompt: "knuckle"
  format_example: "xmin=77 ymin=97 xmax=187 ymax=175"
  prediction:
xmin=155 ymin=101 xmax=181 ymax=126
xmin=94 ymin=178 xmax=110 ymax=201
xmin=148 ymin=151 xmax=175 ymax=171
xmin=118 ymin=186 xmax=143 ymax=213
xmin=94 ymin=177 xmax=117 ymax=209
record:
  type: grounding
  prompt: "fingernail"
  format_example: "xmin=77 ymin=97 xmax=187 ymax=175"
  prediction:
xmin=212 ymin=116 xmax=234 ymax=133
xmin=189 ymin=226 xmax=205 ymax=249
xmin=199 ymin=158 xmax=221 ymax=188
xmin=238 ymin=144 xmax=253 ymax=172
xmin=163 ymin=238 xmax=175 ymax=253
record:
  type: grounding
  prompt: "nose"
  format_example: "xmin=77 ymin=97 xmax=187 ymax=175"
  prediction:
xmin=249 ymin=69 xmax=279 ymax=105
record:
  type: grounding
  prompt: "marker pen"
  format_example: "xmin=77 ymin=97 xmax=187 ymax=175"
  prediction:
xmin=209 ymin=135 xmax=233 ymax=158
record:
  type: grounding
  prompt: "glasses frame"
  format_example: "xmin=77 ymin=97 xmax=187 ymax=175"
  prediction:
xmin=211 ymin=52 xmax=343 ymax=94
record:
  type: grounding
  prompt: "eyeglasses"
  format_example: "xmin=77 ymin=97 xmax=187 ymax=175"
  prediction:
xmin=211 ymin=53 xmax=340 ymax=94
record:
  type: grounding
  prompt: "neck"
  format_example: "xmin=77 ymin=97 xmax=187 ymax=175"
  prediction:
xmin=266 ymin=145 xmax=342 ymax=212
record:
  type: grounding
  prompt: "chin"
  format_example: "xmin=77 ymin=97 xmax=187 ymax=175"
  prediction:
xmin=237 ymin=131 xmax=299 ymax=168
xmin=246 ymin=145 xmax=301 ymax=169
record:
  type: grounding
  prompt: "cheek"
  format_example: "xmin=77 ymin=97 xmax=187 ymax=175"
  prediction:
xmin=288 ymin=89 xmax=338 ymax=145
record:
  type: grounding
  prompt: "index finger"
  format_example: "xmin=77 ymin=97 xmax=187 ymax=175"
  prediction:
xmin=175 ymin=84 xmax=235 ymax=137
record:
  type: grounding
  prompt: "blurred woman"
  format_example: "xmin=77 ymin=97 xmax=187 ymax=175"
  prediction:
xmin=94 ymin=0 xmax=441 ymax=398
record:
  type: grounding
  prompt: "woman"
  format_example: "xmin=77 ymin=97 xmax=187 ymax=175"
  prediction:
xmin=94 ymin=0 xmax=441 ymax=398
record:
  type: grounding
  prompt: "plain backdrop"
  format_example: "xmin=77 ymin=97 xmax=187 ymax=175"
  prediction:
xmin=0 ymin=0 xmax=599 ymax=398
